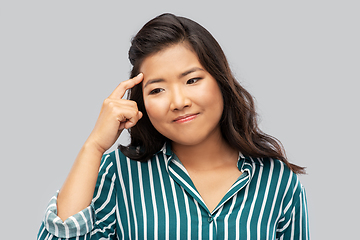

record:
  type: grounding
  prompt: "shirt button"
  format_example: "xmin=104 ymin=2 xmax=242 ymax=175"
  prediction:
xmin=208 ymin=216 xmax=213 ymax=223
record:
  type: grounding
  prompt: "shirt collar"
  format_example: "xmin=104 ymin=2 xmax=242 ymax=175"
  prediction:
xmin=158 ymin=141 xmax=263 ymax=174
xmin=238 ymin=155 xmax=264 ymax=181
xmin=156 ymin=141 xmax=173 ymax=169
xmin=158 ymin=141 xmax=172 ymax=156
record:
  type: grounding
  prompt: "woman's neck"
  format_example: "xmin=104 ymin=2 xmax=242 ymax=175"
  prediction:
xmin=171 ymin=132 xmax=238 ymax=170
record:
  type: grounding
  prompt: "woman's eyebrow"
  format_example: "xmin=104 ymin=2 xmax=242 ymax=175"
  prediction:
xmin=180 ymin=67 xmax=204 ymax=78
xmin=143 ymin=78 xmax=165 ymax=89
xmin=143 ymin=67 xmax=205 ymax=89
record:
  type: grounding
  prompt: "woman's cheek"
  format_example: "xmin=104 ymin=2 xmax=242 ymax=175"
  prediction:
xmin=144 ymin=97 xmax=169 ymax=119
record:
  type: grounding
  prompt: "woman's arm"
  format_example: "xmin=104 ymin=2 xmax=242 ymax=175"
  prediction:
xmin=56 ymin=141 xmax=103 ymax=221
xmin=276 ymin=184 xmax=310 ymax=239
xmin=56 ymin=73 xmax=143 ymax=221
xmin=38 ymin=153 xmax=117 ymax=239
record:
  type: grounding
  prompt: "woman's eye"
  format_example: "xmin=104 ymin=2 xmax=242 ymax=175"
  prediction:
xmin=186 ymin=78 xmax=201 ymax=84
xmin=149 ymin=88 xmax=163 ymax=95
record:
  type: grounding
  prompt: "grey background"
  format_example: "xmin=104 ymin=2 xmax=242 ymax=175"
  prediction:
xmin=1 ymin=1 xmax=359 ymax=239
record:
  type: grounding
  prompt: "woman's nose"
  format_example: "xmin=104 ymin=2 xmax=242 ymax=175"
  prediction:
xmin=170 ymin=88 xmax=192 ymax=111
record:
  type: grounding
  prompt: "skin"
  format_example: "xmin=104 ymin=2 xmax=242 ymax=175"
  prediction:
xmin=57 ymin=43 xmax=241 ymax=220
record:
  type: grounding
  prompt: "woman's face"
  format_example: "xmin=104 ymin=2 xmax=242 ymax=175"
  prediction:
xmin=140 ymin=43 xmax=224 ymax=147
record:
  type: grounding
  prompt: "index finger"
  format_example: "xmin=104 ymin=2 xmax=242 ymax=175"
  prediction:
xmin=109 ymin=73 xmax=144 ymax=99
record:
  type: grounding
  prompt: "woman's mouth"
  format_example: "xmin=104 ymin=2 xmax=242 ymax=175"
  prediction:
xmin=173 ymin=113 xmax=199 ymax=123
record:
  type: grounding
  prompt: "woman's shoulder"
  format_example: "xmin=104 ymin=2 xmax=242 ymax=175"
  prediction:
xmin=103 ymin=148 xmax=124 ymax=161
xmin=97 ymin=149 xmax=126 ymax=174
xmin=103 ymin=148 xmax=156 ymax=163
xmin=253 ymin=157 xmax=298 ymax=177
xmin=246 ymin=156 xmax=303 ymax=192
xmin=245 ymin=156 xmax=292 ymax=174
xmin=101 ymin=148 xmax=157 ymax=174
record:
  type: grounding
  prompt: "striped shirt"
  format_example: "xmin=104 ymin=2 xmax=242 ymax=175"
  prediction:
xmin=37 ymin=142 xmax=310 ymax=239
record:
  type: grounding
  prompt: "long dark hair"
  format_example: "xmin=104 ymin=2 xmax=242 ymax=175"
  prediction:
xmin=120 ymin=13 xmax=305 ymax=174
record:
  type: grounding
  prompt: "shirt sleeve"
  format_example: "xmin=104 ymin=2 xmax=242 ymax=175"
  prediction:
xmin=276 ymin=185 xmax=310 ymax=240
xmin=37 ymin=153 xmax=118 ymax=240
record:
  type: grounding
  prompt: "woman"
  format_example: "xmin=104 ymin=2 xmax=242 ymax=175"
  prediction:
xmin=38 ymin=13 xmax=309 ymax=240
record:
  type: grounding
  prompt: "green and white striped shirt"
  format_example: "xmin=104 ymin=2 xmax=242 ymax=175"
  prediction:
xmin=38 ymin=142 xmax=309 ymax=239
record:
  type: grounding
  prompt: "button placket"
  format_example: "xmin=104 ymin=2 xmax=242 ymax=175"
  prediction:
xmin=208 ymin=214 xmax=214 ymax=223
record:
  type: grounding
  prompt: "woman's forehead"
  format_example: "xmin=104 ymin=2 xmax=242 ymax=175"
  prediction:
xmin=140 ymin=44 xmax=204 ymax=80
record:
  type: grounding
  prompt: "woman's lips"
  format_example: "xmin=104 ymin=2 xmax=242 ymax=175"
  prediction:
xmin=173 ymin=113 xmax=199 ymax=123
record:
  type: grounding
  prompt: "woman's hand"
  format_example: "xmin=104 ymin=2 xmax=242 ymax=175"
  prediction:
xmin=86 ymin=73 xmax=144 ymax=154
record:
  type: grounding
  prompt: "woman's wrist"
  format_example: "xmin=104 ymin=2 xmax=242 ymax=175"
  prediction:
xmin=82 ymin=137 xmax=108 ymax=157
